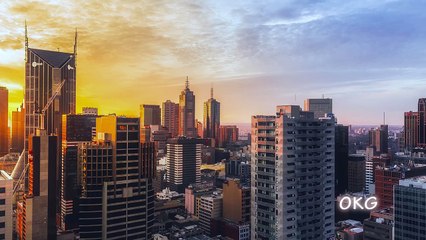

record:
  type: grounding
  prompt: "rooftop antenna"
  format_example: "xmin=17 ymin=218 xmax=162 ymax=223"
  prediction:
xmin=24 ymin=20 xmax=28 ymax=62
xmin=210 ymin=84 xmax=213 ymax=99
xmin=294 ymin=94 xmax=297 ymax=102
xmin=185 ymin=76 xmax=189 ymax=90
xmin=74 ymin=28 xmax=77 ymax=68
xmin=322 ymin=94 xmax=324 ymax=99
xmin=383 ymin=112 xmax=386 ymax=125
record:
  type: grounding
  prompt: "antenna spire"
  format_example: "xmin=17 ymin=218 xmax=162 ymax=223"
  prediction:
xmin=185 ymin=76 xmax=189 ymax=90
xmin=210 ymin=84 xmax=213 ymax=99
xmin=25 ymin=20 xmax=28 ymax=62
xmin=383 ymin=112 xmax=386 ymax=125
xmin=74 ymin=28 xmax=78 ymax=68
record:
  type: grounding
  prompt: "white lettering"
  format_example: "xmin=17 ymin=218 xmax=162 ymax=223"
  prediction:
xmin=339 ymin=196 xmax=351 ymax=210
xmin=365 ymin=197 xmax=378 ymax=210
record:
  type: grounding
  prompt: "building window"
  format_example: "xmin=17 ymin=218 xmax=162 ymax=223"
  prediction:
xmin=0 ymin=200 xmax=5 ymax=205
xmin=0 ymin=211 xmax=4 ymax=217
xmin=0 ymin=188 xmax=5 ymax=194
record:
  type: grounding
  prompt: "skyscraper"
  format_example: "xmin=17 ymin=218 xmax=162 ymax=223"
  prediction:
xmin=335 ymin=124 xmax=349 ymax=196
xmin=78 ymin=115 xmax=155 ymax=239
xmin=166 ymin=137 xmax=202 ymax=193
xmin=347 ymin=154 xmax=365 ymax=193
xmin=251 ymin=105 xmax=335 ymax=240
xmin=60 ymin=114 xmax=96 ymax=231
xmin=178 ymin=78 xmax=196 ymax=137
xmin=418 ymin=98 xmax=426 ymax=146
xmin=369 ymin=125 xmax=388 ymax=154
xmin=25 ymin=45 xmax=76 ymax=150
xmin=394 ymin=177 xmax=426 ymax=240
xmin=251 ymin=115 xmax=276 ymax=239
xmin=0 ymin=87 xmax=8 ymax=157
xmin=203 ymin=88 xmax=220 ymax=141
xmin=140 ymin=104 xmax=161 ymax=126
xmin=11 ymin=104 xmax=25 ymax=153
xmin=162 ymin=100 xmax=179 ymax=137
xmin=21 ymin=135 xmax=58 ymax=239
xmin=304 ymin=98 xmax=333 ymax=119
xmin=404 ymin=111 xmax=418 ymax=151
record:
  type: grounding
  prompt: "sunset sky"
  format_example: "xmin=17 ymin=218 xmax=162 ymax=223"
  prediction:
xmin=1 ymin=0 xmax=426 ymax=125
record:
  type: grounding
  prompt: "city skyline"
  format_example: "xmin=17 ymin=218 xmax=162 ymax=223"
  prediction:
xmin=2 ymin=1 xmax=426 ymax=125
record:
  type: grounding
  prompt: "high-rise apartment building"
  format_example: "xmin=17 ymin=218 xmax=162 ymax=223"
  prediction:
xmin=347 ymin=154 xmax=365 ymax=193
xmin=251 ymin=115 xmax=276 ymax=239
xmin=251 ymin=105 xmax=335 ymax=240
xmin=0 ymin=170 xmax=13 ymax=240
xmin=0 ymin=87 xmax=8 ymax=157
xmin=394 ymin=177 xmax=426 ymax=240
xmin=60 ymin=114 xmax=96 ymax=231
xmin=78 ymin=115 xmax=155 ymax=239
xmin=335 ymin=124 xmax=349 ymax=196
xmin=304 ymin=98 xmax=332 ymax=119
xmin=218 ymin=125 xmax=239 ymax=148
xmin=178 ymin=78 xmax=196 ymax=137
xmin=166 ymin=137 xmax=203 ymax=193
xmin=162 ymin=100 xmax=179 ymax=137
xmin=11 ymin=104 xmax=25 ymax=153
xmin=223 ymin=179 xmax=250 ymax=223
xmin=203 ymin=88 xmax=220 ymax=141
xmin=141 ymin=104 xmax=161 ymax=126
xmin=369 ymin=125 xmax=388 ymax=154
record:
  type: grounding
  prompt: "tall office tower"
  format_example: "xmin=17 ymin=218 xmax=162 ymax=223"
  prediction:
xmin=369 ymin=125 xmax=388 ymax=154
xmin=203 ymin=88 xmax=220 ymax=141
xmin=304 ymin=98 xmax=333 ymax=119
xmin=178 ymin=78 xmax=196 ymax=137
xmin=11 ymin=104 xmax=25 ymax=153
xmin=335 ymin=124 xmax=349 ymax=196
xmin=60 ymin=114 xmax=96 ymax=231
xmin=251 ymin=115 xmax=276 ymax=239
xmin=418 ymin=98 xmax=426 ymax=146
xmin=141 ymin=104 xmax=161 ymax=126
xmin=166 ymin=137 xmax=203 ymax=193
xmin=0 ymin=87 xmax=8 ymax=157
xmin=365 ymin=146 xmax=375 ymax=194
xmin=404 ymin=111 xmax=419 ymax=151
xmin=274 ymin=105 xmax=335 ymax=240
xmin=78 ymin=115 xmax=155 ymax=239
xmin=19 ymin=135 xmax=58 ymax=240
xmin=394 ymin=177 xmax=426 ymax=240
xmin=199 ymin=193 xmax=223 ymax=236
xmin=82 ymin=107 xmax=98 ymax=116
xmin=0 ymin=170 xmax=13 ymax=240
xmin=162 ymin=100 xmax=179 ymax=137
xmin=218 ymin=125 xmax=239 ymax=148
xmin=25 ymin=44 xmax=76 ymax=150
xmin=223 ymin=179 xmax=250 ymax=223
xmin=375 ymin=166 xmax=426 ymax=208
xmin=347 ymin=154 xmax=365 ymax=193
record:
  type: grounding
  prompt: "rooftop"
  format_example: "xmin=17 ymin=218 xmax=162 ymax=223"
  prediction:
xmin=29 ymin=48 xmax=73 ymax=68
xmin=399 ymin=176 xmax=426 ymax=189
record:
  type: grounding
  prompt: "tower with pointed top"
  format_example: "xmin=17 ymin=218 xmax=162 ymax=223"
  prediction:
xmin=203 ymin=87 xmax=220 ymax=143
xmin=178 ymin=77 xmax=196 ymax=137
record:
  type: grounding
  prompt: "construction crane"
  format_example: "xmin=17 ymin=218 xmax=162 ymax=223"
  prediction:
xmin=13 ymin=79 xmax=66 ymax=196
xmin=37 ymin=79 xmax=66 ymax=132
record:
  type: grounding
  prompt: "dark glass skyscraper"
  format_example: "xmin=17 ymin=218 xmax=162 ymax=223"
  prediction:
xmin=203 ymin=88 xmax=220 ymax=143
xmin=178 ymin=78 xmax=196 ymax=137
xmin=60 ymin=114 xmax=96 ymax=231
xmin=78 ymin=115 xmax=155 ymax=239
